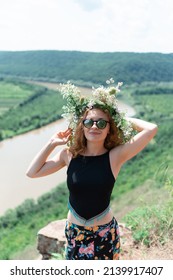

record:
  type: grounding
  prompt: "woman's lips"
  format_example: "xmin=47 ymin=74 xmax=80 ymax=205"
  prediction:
xmin=88 ymin=131 xmax=101 ymax=135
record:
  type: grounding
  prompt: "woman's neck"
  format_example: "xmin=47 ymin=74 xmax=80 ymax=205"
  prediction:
xmin=84 ymin=142 xmax=107 ymax=156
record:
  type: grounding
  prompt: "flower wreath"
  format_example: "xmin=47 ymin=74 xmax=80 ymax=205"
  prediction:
xmin=59 ymin=78 xmax=133 ymax=145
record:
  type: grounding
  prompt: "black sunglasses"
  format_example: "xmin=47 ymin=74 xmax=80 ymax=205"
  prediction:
xmin=83 ymin=119 xmax=110 ymax=129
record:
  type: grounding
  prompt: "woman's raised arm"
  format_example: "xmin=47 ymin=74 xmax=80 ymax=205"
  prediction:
xmin=113 ymin=117 xmax=158 ymax=165
xmin=26 ymin=128 xmax=71 ymax=178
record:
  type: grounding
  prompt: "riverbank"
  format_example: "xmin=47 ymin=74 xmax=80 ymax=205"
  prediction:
xmin=0 ymin=119 xmax=67 ymax=216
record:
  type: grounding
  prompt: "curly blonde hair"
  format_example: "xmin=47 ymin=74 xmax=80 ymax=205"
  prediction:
xmin=69 ymin=107 xmax=124 ymax=157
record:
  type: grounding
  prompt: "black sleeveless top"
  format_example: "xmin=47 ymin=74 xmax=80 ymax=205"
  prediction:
xmin=67 ymin=152 xmax=115 ymax=220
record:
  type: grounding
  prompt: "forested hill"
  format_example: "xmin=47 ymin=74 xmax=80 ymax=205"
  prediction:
xmin=0 ymin=50 xmax=173 ymax=84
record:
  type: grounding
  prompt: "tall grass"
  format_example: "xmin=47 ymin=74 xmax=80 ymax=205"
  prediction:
xmin=124 ymin=178 xmax=173 ymax=246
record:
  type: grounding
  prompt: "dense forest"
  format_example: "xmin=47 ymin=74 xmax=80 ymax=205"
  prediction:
xmin=1 ymin=50 xmax=173 ymax=84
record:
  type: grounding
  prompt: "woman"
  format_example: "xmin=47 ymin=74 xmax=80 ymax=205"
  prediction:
xmin=26 ymin=80 xmax=158 ymax=260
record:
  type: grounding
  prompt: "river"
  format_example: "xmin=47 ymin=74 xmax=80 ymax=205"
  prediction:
xmin=0 ymin=82 xmax=135 ymax=216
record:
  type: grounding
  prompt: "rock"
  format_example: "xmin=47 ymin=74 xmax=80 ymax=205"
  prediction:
xmin=37 ymin=219 xmax=66 ymax=260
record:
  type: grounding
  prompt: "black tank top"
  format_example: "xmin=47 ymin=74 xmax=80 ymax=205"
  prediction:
xmin=67 ymin=151 xmax=115 ymax=220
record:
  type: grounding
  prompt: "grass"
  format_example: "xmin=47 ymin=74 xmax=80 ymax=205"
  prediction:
xmin=0 ymin=79 xmax=35 ymax=115
xmin=123 ymin=182 xmax=173 ymax=246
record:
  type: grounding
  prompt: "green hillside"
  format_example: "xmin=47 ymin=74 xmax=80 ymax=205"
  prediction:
xmin=0 ymin=79 xmax=64 ymax=140
xmin=0 ymin=78 xmax=34 ymax=115
xmin=0 ymin=80 xmax=173 ymax=259
xmin=1 ymin=50 xmax=173 ymax=84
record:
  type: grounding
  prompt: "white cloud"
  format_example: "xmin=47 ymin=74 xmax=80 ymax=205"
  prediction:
xmin=0 ymin=0 xmax=173 ymax=53
xmin=72 ymin=0 xmax=103 ymax=11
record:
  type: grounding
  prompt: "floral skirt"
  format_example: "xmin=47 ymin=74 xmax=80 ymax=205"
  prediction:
xmin=65 ymin=217 xmax=120 ymax=260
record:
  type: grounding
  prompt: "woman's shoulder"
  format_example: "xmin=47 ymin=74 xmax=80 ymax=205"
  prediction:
xmin=61 ymin=147 xmax=73 ymax=166
xmin=108 ymin=147 xmax=123 ymax=179
xmin=109 ymin=145 xmax=125 ymax=167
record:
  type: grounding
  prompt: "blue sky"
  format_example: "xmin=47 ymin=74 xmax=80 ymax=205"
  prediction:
xmin=0 ymin=0 xmax=173 ymax=53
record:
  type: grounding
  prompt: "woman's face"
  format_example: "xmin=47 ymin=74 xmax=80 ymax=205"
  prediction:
xmin=82 ymin=108 xmax=110 ymax=144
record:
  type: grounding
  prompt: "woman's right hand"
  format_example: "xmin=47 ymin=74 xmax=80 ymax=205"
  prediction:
xmin=50 ymin=128 xmax=72 ymax=146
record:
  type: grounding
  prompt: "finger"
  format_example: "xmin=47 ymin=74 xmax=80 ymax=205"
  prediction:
xmin=64 ymin=128 xmax=72 ymax=136
xmin=55 ymin=128 xmax=71 ymax=138
xmin=57 ymin=130 xmax=67 ymax=136
xmin=65 ymin=128 xmax=72 ymax=134
xmin=57 ymin=132 xmax=63 ymax=137
xmin=66 ymin=134 xmax=72 ymax=142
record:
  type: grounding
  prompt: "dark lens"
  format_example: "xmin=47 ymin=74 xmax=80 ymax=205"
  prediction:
xmin=97 ymin=120 xmax=107 ymax=129
xmin=83 ymin=119 xmax=93 ymax=128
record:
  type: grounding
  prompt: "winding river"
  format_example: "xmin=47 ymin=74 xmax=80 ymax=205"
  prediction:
xmin=0 ymin=82 xmax=135 ymax=216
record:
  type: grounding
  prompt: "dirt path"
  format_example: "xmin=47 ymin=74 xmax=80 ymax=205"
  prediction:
xmin=119 ymin=224 xmax=173 ymax=260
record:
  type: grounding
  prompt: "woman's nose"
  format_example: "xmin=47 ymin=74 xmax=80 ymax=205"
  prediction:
xmin=91 ymin=121 xmax=98 ymax=128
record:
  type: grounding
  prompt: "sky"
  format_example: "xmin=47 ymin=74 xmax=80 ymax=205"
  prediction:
xmin=0 ymin=0 xmax=173 ymax=53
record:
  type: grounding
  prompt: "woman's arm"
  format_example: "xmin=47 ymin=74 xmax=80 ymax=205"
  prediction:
xmin=26 ymin=128 xmax=71 ymax=178
xmin=113 ymin=117 xmax=158 ymax=165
